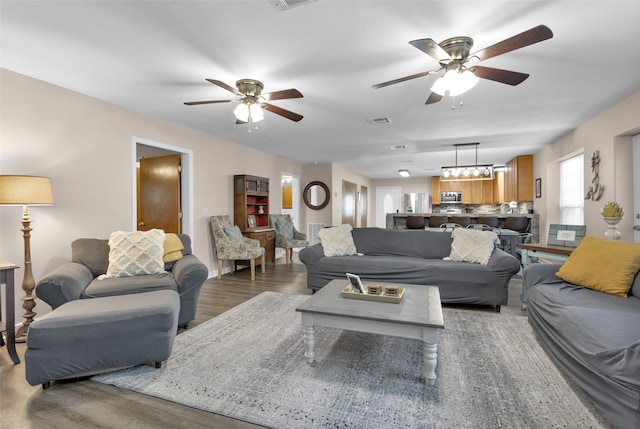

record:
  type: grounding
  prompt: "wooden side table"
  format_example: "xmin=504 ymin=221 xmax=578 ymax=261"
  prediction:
xmin=1 ymin=260 xmax=20 ymax=364
xmin=242 ymin=228 xmax=276 ymax=265
xmin=519 ymin=243 xmax=575 ymax=310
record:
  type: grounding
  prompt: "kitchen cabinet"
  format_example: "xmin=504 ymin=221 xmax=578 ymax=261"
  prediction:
xmin=431 ymin=176 xmax=440 ymax=204
xmin=504 ymin=155 xmax=533 ymax=202
xmin=434 ymin=176 xmax=493 ymax=204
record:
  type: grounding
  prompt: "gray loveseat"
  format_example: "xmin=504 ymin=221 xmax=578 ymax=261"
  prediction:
xmin=299 ymin=227 xmax=520 ymax=311
xmin=36 ymin=234 xmax=208 ymax=327
xmin=523 ymin=263 xmax=640 ymax=429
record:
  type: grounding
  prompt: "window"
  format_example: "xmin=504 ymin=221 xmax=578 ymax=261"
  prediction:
xmin=559 ymin=154 xmax=584 ymax=224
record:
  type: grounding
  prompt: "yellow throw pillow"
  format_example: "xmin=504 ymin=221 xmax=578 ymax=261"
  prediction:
xmin=556 ymin=236 xmax=640 ymax=297
xmin=164 ymin=233 xmax=185 ymax=263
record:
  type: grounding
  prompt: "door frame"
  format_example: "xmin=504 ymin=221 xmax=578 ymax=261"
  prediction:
xmin=375 ymin=186 xmax=401 ymax=228
xmin=131 ymin=136 xmax=194 ymax=240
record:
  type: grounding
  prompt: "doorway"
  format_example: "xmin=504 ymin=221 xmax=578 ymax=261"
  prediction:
xmin=342 ymin=180 xmax=357 ymax=227
xmin=360 ymin=186 xmax=368 ymax=227
xmin=280 ymin=173 xmax=301 ymax=231
xmin=375 ymin=186 xmax=401 ymax=228
xmin=131 ymin=137 xmax=194 ymax=239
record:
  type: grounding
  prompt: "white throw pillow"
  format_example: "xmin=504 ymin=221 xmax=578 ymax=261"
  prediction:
xmin=449 ymin=228 xmax=499 ymax=265
xmin=104 ymin=229 xmax=166 ymax=278
xmin=318 ymin=224 xmax=357 ymax=257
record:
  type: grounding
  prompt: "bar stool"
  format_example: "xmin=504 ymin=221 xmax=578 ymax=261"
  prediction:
xmin=477 ymin=216 xmax=499 ymax=228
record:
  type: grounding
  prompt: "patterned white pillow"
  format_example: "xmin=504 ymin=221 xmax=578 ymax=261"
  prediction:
xmin=449 ymin=228 xmax=499 ymax=265
xmin=318 ymin=224 xmax=357 ymax=257
xmin=104 ymin=229 xmax=166 ymax=278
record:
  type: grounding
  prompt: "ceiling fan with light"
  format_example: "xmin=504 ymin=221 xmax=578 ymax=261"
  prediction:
xmin=184 ymin=79 xmax=304 ymax=123
xmin=372 ymin=25 xmax=553 ymax=105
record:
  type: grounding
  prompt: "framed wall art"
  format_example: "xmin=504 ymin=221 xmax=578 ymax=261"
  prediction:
xmin=535 ymin=178 xmax=542 ymax=198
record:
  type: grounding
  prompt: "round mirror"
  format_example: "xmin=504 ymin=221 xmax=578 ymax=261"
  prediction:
xmin=303 ymin=181 xmax=330 ymax=210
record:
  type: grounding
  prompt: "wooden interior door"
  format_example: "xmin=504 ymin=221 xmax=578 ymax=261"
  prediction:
xmin=360 ymin=186 xmax=368 ymax=227
xmin=342 ymin=180 xmax=356 ymax=227
xmin=138 ymin=154 xmax=181 ymax=233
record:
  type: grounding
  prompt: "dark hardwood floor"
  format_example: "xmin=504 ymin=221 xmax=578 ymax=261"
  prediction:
xmin=0 ymin=259 xmax=525 ymax=429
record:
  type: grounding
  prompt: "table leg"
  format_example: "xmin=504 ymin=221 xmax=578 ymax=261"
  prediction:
xmin=2 ymin=268 xmax=20 ymax=364
xmin=520 ymin=248 xmax=531 ymax=310
xmin=422 ymin=329 xmax=438 ymax=385
xmin=303 ymin=326 xmax=315 ymax=364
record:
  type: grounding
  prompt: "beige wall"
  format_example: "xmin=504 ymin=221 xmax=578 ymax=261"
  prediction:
xmin=533 ymin=90 xmax=640 ymax=241
xmin=0 ymin=68 xmax=307 ymax=320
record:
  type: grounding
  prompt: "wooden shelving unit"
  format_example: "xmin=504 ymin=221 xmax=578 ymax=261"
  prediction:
xmin=233 ymin=174 xmax=275 ymax=264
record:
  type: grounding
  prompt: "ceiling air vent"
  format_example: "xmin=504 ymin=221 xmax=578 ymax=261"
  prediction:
xmin=390 ymin=145 xmax=406 ymax=150
xmin=367 ymin=117 xmax=391 ymax=125
xmin=268 ymin=0 xmax=317 ymax=11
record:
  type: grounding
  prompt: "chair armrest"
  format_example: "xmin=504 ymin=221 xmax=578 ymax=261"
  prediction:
xmin=242 ymin=237 xmax=261 ymax=247
xmin=486 ymin=248 xmax=521 ymax=275
xmin=171 ymin=254 xmax=208 ymax=295
xmin=293 ymin=230 xmax=306 ymax=240
xmin=523 ymin=263 xmax=563 ymax=293
xmin=35 ymin=262 xmax=94 ymax=309
xmin=299 ymin=244 xmax=325 ymax=266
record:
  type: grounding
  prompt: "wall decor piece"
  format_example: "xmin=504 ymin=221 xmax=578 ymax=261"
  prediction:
xmin=535 ymin=178 xmax=542 ymax=198
xmin=585 ymin=150 xmax=604 ymax=201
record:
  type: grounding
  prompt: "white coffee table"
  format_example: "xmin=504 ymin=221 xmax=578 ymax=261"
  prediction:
xmin=295 ymin=279 xmax=444 ymax=385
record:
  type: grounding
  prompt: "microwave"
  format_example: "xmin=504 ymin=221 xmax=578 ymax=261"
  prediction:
xmin=440 ymin=192 xmax=462 ymax=203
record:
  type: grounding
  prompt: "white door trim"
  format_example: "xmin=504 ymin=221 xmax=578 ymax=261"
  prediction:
xmin=131 ymin=137 xmax=194 ymax=242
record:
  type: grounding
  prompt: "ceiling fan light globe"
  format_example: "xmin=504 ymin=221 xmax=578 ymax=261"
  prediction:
xmin=249 ymin=103 xmax=264 ymax=122
xmin=430 ymin=76 xmax=447 ymax=96
xmin=234 ymin=103 xmax=249 ymax=122
xmin=459 ymin=69 xmax=479 ymax=92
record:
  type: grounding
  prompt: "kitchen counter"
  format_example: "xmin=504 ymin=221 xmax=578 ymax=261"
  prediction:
xmin=386 ymin=212 xmax=539 ymax=242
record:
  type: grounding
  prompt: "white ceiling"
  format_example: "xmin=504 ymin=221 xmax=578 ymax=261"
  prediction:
xmin=2 ymin=0 xmax=639 ymax=179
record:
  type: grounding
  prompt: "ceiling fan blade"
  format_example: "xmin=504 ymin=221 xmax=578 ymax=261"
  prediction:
xmin=473 ymin=66 xmax=529 ymax=86
xmin=184 ymin=99 xmax=235 ymax=105
xmin=409 ymin=38 xmax=451 ymax=63
xmin=235 ymin=119 xmax=248 ymax=125
xmin=470 ymin=25 xmax=553 ymax=62
xmin=263 ymin=88 xmax=303 ymax=101
xmin=425 ymin=92 xmax=443 ymax=105
xmin=372 ymin=69 xmax=439 ymax=89
xmin=263 ymin=103 xmax=303 ymax=122
xmin=205 ymin=79 xmax=243 ymax=96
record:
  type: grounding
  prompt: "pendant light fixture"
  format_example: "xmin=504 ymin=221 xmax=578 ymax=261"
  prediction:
xmin=440 ymin=143 xmax=494 ymax=181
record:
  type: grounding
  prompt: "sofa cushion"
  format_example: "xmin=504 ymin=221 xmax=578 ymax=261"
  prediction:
xmin=104 ymin=229 xmax=166 ymax=278
xmin=72 ymin=238 xmax=110 ymax=277
xmin=556 ymin=236 xmax=640 ymax=297
xmin=275 ymin=219 xmax=294 ymax=240
xmin=82 ymin=272 xmax=178 ymax=298
xmin=163 ymin=233 xmax=184 ymax=263
xmin=223 ymin=225 xmax=245 ymax=243
xmin=318 ymin=224 xmax=357 ymax=257
xmin=449 ymin=228 xmax=499 ymax=265
xmin=351 ymin=228 xmax=451 ymax=259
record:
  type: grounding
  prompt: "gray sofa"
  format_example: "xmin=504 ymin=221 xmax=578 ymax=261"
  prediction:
xmin=35 ymin=234 xmax=208 ymax=327
xmin=299 ymin=227 xmax=520 ymax=311
xmin=523 ymin=263 xmax=640 ymax=429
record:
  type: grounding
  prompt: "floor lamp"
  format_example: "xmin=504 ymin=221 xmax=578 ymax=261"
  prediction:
xmin=0 ymin=175 xmax=54 ymax=343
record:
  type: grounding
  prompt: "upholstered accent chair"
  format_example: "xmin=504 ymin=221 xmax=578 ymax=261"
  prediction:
xmin=269 ymin=214 xmax=308 ymax=264
xmin=209 ymin=215 xmax=265 ymax=280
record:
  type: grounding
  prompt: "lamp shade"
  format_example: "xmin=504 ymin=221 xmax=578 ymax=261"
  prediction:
xmin=0 ymin=175 xmax=54 ymax=205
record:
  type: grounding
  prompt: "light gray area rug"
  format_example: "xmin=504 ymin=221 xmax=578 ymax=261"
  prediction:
xmin=93 ymin=291 xmax=606 ymax=429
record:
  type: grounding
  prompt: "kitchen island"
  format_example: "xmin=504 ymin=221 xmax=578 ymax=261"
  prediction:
xmin=386 ymin=213 xmax=539 ymax=242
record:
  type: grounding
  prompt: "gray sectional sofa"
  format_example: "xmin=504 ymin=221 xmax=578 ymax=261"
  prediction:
xmin=35 ymin=234 xmax=208 ymax=327
xmin=299 ymin=227 xmax=520 ymax=311
xmin=523 ymin=263 xmax=640 ymax=429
